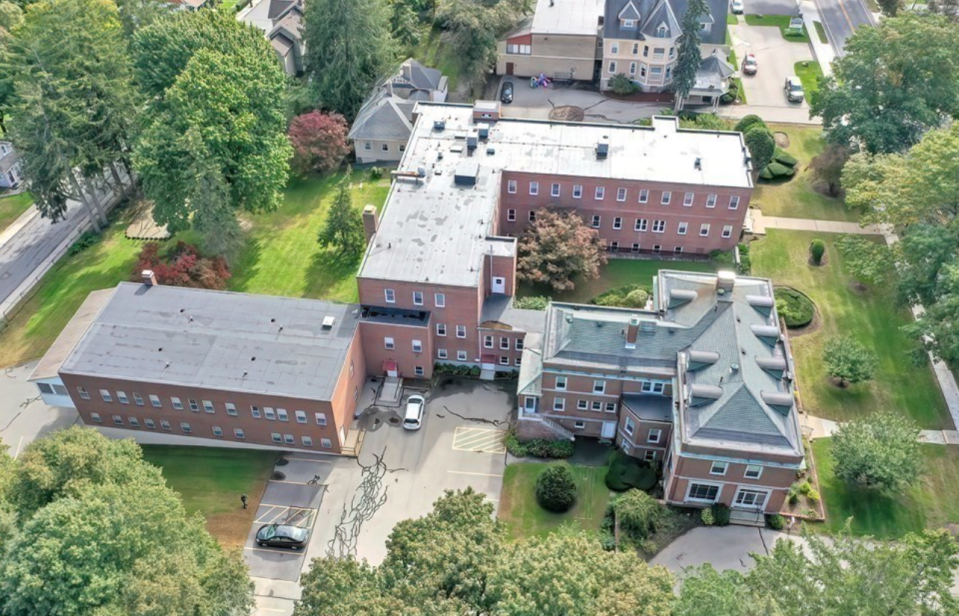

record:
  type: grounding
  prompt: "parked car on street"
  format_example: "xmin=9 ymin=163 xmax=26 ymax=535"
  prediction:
xmin=731 ymin=0 xmax=744 ymax=13
xmin=742 ymin=54 xmax=758 ymax=75
xmin=500 ymin=81 xmax=514 ymax=104
xmin=255 ymin=524 xmax=309 ymax=549
xmin=404 ymin=394 xmax=426 ymax=430
xmin=784 ymin=75 xmax=804 ymax=102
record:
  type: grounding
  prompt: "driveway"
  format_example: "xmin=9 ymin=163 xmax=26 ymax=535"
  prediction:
xmin=0 ymin=361 xmax=79 ymax=457
xmin=651 ymin=526 xmax=806 ymax=574
xmin=741 ymin=0 xmax=799 ymax=15
xmin=496 ymin=78 xmax=663 ymax=125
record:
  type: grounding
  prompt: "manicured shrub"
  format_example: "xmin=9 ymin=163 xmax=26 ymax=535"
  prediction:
xmin=132 ymin=241 xmax=231 ymax=290
xmin=775 ymin=287 xmax=815 ymax=328
xmin=701 ymin=507 xmax=715 ymax=526
xmin=745 ymin=126 xmax=776 ymax=172
xmin=612 ymin=489 xmax=668 ymax=540
xmin=711 ymin=503 xmax=731 ymax=526
xmin=369 ymin=167 xmax=383 ymax=180
xmin=765 ymin=161 xmax=796 ymax=178
xmin=759 ymin=166 xmax=774 ymax=180
xmin=609 ymin=73 xmax=640 ymax=95
xmin=766 ymin=513 xmax=786 ymax=530
xmin=504 ymin=431 xmax=574 ymax=459
xmin=536 ymin=462 xmax=577 ymax=512
xmin=605 ymin=452 xmax=657 ymax=492
xmin=513 ymin=296 xmax=549 ymax=310
xmin=810 ymin=239 xmax=826 ymax=265
xmin=734 ymin=114 xmax=766 ymax=134
xmin=737 ymin=242 xmax=752 ymax=274
xmin=468 ymin=366 xmax=481 ymax=377
xmin=624 ymin=288 xmax=649 ymax=308
xmin=774 ymin=150 xmax=799 ymax=167
xmin=68 ymin=230 xmax=102 ymax=256
xmin=592 ymin=284 xmax=650 ymax=309
xmin=710 ymin=249 xmax=735 ymax=265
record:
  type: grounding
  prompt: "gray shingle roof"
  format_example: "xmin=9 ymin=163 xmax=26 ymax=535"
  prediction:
xmin=604 ymin=0 xmax=729 ymax=46
xmin=348 ymin=91 xmax=415 ymax=142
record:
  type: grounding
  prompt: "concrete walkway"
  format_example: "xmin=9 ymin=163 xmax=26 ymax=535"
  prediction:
xmin=747 ymin=208 xmax=882 ymax=235
xmin=802 ymin=412 xmax=959 ymax=445
xmin=800 ymin=0 xmax=836 ymax=78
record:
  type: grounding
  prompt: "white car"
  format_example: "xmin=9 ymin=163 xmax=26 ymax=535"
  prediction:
xmin=731 ymin=0 xmax=744 ymax=13
xmin=403 ymin=395 xmax=426 ymax=430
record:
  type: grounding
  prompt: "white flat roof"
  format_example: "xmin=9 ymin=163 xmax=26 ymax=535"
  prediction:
xmin=531 ymin=0 xmax=605 ymax=35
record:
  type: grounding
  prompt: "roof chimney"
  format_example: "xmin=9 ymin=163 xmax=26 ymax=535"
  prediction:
xmin=363 ymin=205 xmax=378 ymax=244
xmin=596 ymin=136 xmax=610 ymax=160
xmin=716 ymin=270 xmax=736 ymax=294
xmin=142 ymin=269 xmax=158 ymax=287
xmin=625 ymin=315 xmax=640 ymax=348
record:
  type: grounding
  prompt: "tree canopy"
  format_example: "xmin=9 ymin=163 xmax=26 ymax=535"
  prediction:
xmin=435 ymin=0 xmax=526 ymax=89
xmin=831 ymin=412 xmax=921 ymax=490
xmin=672 ymin=0 xmax=707 ymax=110
xmin=317 ymin=167 xmax=366 ymax=255
xmin=517 ymin=209 xmax=608 ymax=292
xmin=822 ymin=335 xmax=877 ymax=386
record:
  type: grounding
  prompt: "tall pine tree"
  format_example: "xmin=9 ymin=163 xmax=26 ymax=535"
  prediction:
xmin=672 ymin=0 xmax=707 ymax=111
xmin=318 ymin=167 xmax=366 ymax=255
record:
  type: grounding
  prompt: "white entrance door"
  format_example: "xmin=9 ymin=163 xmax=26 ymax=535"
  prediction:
xmin=491 ymin=276 xmax=506 ymax=294
xmin=601 ymin=421 xmax=617 ymax=439
xmin=733 ymin=488 xmax=769 ymax=510
xmin=523 ymin=396 xmax=538 ymax=413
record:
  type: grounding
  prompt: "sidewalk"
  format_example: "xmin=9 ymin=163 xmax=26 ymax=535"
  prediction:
xmin=802 ymin=412 xmax=959 ymax=444
xmin=800 ymin=0 xmax=836 ymax=78
xmin=747 ymin=208 xmax=883 ymax=235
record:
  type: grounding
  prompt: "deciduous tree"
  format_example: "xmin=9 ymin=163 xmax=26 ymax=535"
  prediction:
xmin=904 ymin=261 xmax=959 ymax=365
xmin=831 ymin=412 xmax=921 ymax=490
xmin=835 ymin=234 xmax=893 ymax=290
xmin=744 ymin=125 xmax=775 ymax=172
xmin=435 ymin=0 xmax=525 ymax=90
xmin=317 ymin=167 xmax=366 ymax=255
xmin=673 ymin=0 xmax=707 ymax=111
xmin=823 ymin=335 xmax=877 ymax=387
xmin=517 ymin=209 xmax=607 ymax=292
xmin=807 ymin=143 xmax=849 ymax=196
xmin=288 ymin=111 xmax=351 ymax=175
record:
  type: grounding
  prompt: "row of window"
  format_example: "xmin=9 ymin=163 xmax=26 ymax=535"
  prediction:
xmin=610 ymin=62 xmax=670 ymax=81
xmin=89 ymin=413 xmax=333 ymax=448
xmin=622 ymin=416 xmax=664 ymax=444
xmin=505 ymin=43 xmax=531 ymax=55
xmin=621 ymin=440 xmax=659 ymax=462
xmin=552 ymin=397 xmax=618 ymax=413
xmin=436 ymin=348 xmax=522 ymax=367
xmin=505 ymin=180 xmax=741 ymax=210
xmin=610 ymin=41 xmax=673 ymax=59
xmin=509 ymin=211 xmax=734 ymax=240
xmin=383 ymin=289 xmax=446 ymax=307
xmin=382 ymin=334 xmax=524 ymax=352
xmin=709 ymin=460 xmax=763 ymax=479
xmin=554 ymin=376 xmax=666 ymax=395
xmin=362 ymin=142 xmax=406 ymax=154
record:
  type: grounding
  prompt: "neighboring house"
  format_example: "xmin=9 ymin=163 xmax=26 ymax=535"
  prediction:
xmin=351 ymin=59 xmax=449 ymax=164
xmin=240 ymin=0 xmax=305 ymax=76
xmin=0 ymin=141 xmax=22 ymax=189
xmin=601 ymin=0 xmax=730 ymax=93
xmin=496 ymin=0 xmax=605 ymax=81
xmin=518 ymin=270 xmax=804 ymax=517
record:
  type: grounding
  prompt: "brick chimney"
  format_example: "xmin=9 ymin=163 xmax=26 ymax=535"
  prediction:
xmin=625 ymin=315 xmax=640 ymax=348
xmin=363 ymin=205 xmax=378 ymax=244
xmin=142 ymin=269 xmax=158 ymax=286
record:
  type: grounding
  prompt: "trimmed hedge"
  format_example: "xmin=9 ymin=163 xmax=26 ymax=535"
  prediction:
xmin=774 ymin=150 xmax=799 ymax=167
xmin=775 ymin=287 xmax=815 ymax=328
xmin=810 ymin=239 xmax=826 ymax=265
xmin=592 ymin=284 xmax=650 ymax=309
xmin=505 ymin=430 xmax=574 ymax=458
xmin=433 ymin=363 xmax=483 ymax=377
xmin=536 ymin=462 xmax=577 ymax=512
xmin=735 ymin=115 xmax=766 ymax=134
xmin=711 ymin=503 xmax=731 ymax=526
xmin=765 ymin=161 xmax=796 ymax=178
xmin=605 ymin=451 xmax=657 ymax=492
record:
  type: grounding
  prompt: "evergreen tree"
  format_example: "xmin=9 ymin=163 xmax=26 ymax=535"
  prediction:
xmin=318 ymin=167 xmax=366 ymax=255
xmin=672 ymin=0 xmax=707 ymax=111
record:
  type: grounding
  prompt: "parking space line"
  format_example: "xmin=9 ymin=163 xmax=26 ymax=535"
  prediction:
xmin=455 ymin=431 xmax=503 ymax=447
xmin=447 ymin=470 xmax=504 ymax=478
xmin=452 ymin=427 xmax=507 ymax=453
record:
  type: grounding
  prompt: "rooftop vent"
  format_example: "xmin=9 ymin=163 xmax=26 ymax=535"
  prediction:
xmin=750 ymin=324 xmax=781 ymax=346
xmin=694 ymin=157 xmax=702 ymax=169
xmin=668 ymin=288 xmax=698 ymax=308
xmin=689 ymin=383 xmax=723 ymax=406
xmin=454 ymin=161 xmax=480 ymax=186
xmin=595 ymin=136 xmax=610 ymax=160
xmin=761 ymin=391 xmax=794 ymax=414
xmin=746 ymin=294 xmax=774 ymax=316
xmin=756 ymin=355 xmax=787 ymax=378
xmin=486 ymin=147 xmax=496 ymax=155
xmin=687 ymin=350 xmax=719 ymax=370
xmin=322 ymin=316 xmax=336 ymax=329
xmin=467 ymin=129 xmax=479 ymax=152
xmin=433 ymin=119 xmax=446 ymax=131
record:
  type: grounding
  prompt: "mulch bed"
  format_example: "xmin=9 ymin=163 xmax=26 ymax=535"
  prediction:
xmin=549 ymin=106 xmax=585 ymax=122
xmin=774 ymin=131 xmax=790 ymax=148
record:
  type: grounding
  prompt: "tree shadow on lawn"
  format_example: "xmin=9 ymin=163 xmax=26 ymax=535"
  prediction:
xmin=304 ymin=248 xmax=363 ymax=300
xmin=225 ymin=235 xmax=263 ymax=294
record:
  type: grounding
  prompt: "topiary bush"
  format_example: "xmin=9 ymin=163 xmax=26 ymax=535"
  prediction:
xmin=592 ymin=284 xmax=649 ymax=308
xmin=745 ymin=125 xmax=776 ymax=172
xmin=758 ymin=166 xmax=774 ymax=180
xmin=775 ymin=287 xmax=815 ymax=328
xmin=810 ymin=239 xmax=826 ymax=265
xmin=711 ymin=503 xmax=731 ymax=526
xmin=624 ymin=288 xmax=649 ymax=308
xmin=764 ymin=161 xmax=796 ymax=179
xmin=701 ymin=507 xmax=715 ymax=526
xmin=605 ymin=451 xmax=657 ymax=492
xmin=734 ymin=114 xmax=766 ymax=134
xmin=612 ymin=489 xmax=668 ymax=541
xmin=536 ymin=462 xmax=578 ymax=512
xmin=774 ymin=150 xmax=799 ymax=167
xmin=766 ymin=513 xmax=786 ymax=530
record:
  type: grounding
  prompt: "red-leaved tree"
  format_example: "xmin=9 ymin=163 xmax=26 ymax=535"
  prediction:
xmin=517 ymin=209 xmax=608 ymax=292
xmin=288 ymin=111 xmax=351 ymax=175
xmin=133 ymin=241 xmax=232 ymax=290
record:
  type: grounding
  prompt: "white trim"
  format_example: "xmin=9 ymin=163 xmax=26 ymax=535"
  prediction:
xmin=709 ymin=460 xmax=728 ymax=476
xmin=732 ymin=486 xmax=771 ymax=510
xmin=744 ymin=464 xmax=763 ymax=480
xmin=684 ymin=481 xmax=723 ymax=504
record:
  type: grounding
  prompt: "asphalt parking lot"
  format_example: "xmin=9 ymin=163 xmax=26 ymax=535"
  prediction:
xmin=729 ymin=20 xmax=814 ymax=113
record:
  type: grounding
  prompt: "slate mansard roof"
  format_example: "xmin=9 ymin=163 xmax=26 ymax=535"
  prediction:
xmin=604 ymin=0 xmax=730 ymax=46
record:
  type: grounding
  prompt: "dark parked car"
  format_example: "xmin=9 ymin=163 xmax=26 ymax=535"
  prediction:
xmin=500 ymin=81 xmax=514 ymax=104
xmin=742 ymin=53 xmax=758 ymax=75
xmin=255 ymin=524 xmax=309 ymax=549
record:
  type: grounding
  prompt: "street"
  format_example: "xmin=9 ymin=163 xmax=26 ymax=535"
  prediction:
xmin=813 ymin=0 xmax=874 ymax=55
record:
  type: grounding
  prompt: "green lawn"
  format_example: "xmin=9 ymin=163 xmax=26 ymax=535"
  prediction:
xmin=752 ymin=124 xmax=858 ymax=222
xmin=499 ymin=462 xmax=612 ymax=540
xmin=412 ymin=28 xmax=463 ymax=94
xmin=743 ymin=14 xmax=810 ymax=42
xmin=814 ymin=439 xmax=959 ymax=539
xmin=793 ymin=61 xmax=823 ymax=100
xmin=517 ymin=258 xmax=716 ymax=305
xmin=727 ymin=13 xmax=739 ymax=25
xmin=0 ymin=192 xmax=33 ymax=235
xmin=813 ymin=20 xmax=828 ymax=44
xmin=142 ymin=446 xmax=277 ymax=547
xmin=750 ymin=230 xmax=949 ymax=428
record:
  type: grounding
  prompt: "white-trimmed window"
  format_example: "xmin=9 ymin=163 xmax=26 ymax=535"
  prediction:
xmin=529 ymin=181 xmax=539 ymax=196
xmin=639 ymin=189 xmax=649 ymax=203
xmin=315 ymin=412 xmax=328 ymax=426
xmin=434 ymin=293 xmax=445 ymax=308
xmin=572 ymin=184 xmax=583 ymax=199
xmin=629 ymin=61 xmax=637 ymax=75
xmin=729 ymin=196 xmax=740 ymax=210
xmin=648 ymin=428 xmax=662 ymax=444
xmin=608 ymin=61 xmax=617 ymax=74
xmin=745 ymin=465 xmax=763 ymax=479
xmin=593 ymin=380 xmax=606 ymax=394
xmin=234 ymin=428 xmax=245 ymax=439
xmin=551 ymin=183 xmax=561 ymax=197
xmin=284 ymin=434 xmax=295 ymax=444
xmin=661 ymin=191 xmax=671 ymax=205
xmin=364 ymin=142 xmax=371 ymax=151
xmin=437 ymin=348 xmax=448 ymax=359
xmin=271 ymin=433 xmax=282 ymax=443
xmin=384 ymin=337 xmax=395 ymax=350
xmin=528 ymin=211 xmax=537 ymax=222
xmin=699 ymin=223 xmax=710 ymax=237
xmin=500 ymin=337 xmax=510 ymax=350
xmin=90 ymin=412 xmax=102 ymax=423
xmin=77 ymin=386 xmax=90 ymax=400
xmin=212 ymin=426 xmax=223 ymax=437
xmin=675 ymin=246 xmax=684 ymax=254
xmin=302 ymin=436 xmax=314 ymax=447
xmin=277 ymin=408 xmax=289 ymax=422
xmin=413 ymin=291 xmax=424 ymax=306
xmin=499 ymin=356 xmax=509 ymax=366
xmin=687 ymin=483 xmax=720 ymax=502
xmin=631 ymin=243 xmax=641 ymax=252
xmin=616 ymin=187 xmax=627 ymax=202
xmin=610 ymin=41 xmax=620 ymax=53
xmin=677 ymin=222 xmax=688 ymax=235
xmin=381 ymin=143 xmax=389 ymax=152
xmin=652 ymin=220 xmax=666 ymax=233
xmin=722 ymin=225 xmax=734 ymax=238
xmin=706 ymin=194 xmax=717 ymax=208
xmin=595 ymin=186 xmax=605 ymax=201
xmin=160 ymin=420 xmax=171 ymax=431
xmin=437 ymin=323 xmax=447 ymax=337
xmin=605 ymin=402 xmax=617 ymax=413
xmin=415 ymin=365 xmax=426 ymax=375
xmin=202 ymin=400 xmax=214 ymax=413
xmin=484 ymin=335 xmax=494 ymax=348
xmin=591 ymin=400 xmax=602 ymax=411
xmin=295 ymin=410 xmax=307 ymax=424
xmin=553 ymin=397 xmax=566 ymax=411
xmin=624 ymin=416 xmax=635 ymax=436
xmin=145 ymin=418 xmax=156 ymax=429
xmin=384 ymin=288 xmax=395 ymax=303
xmin=412 ymin=339 xmax=423 ymax=353
xmin=507 ymin=179 xmax=517 ymax=194
xmin=457 ymin=350 xmax=468 ymax=361
xmin=171 ymin=397 xmax=183 ymax=410
xmin=653 ymin=244 xmax=662 ymax=253
xmin=117 ymin=391 xmax=129 ymax=404
xmin=574 ymin=420 xmax=586 ymax=429
xmin=321 ymin=438 xmax=333 ymax=448
xmin=577 ymin=399 xmax=589 ymax=410
xmin=456 ymin=325 xmax=466 ymax=338
xmin=507 ymin=209 xmax=516 ymax=222
xmin=149 ymin=394 xmax=161 ymax=408
xmin=99 ymin=389 xmax=112 ymax=403
xmin=265 ymin=407 xmax=276 ymax=420
xmin=112 ymin=415 xmax=123 ymax=426
xmin=226 ymin=403 xmax=237 ymax=416
xmin=710 ymin=461 xmax=728 ymax=476
xmin=515 ymin=356 xmax=522 ymax=366
xmin=632 ymin=42 xmax=640 ymax=53
xmin=251 ymin=405 xmax=261 ymax=419
xmin=591 ymin=215 xmax=601 ymax=228
xmin=635 ymin=218 xmax=648 ymax=232
xmin=644 ymin=450 xmax=657 ymax=462
xmin=556 ymin=376 xmax=567 ymax=391
xmin=683 ymin=192 xmax=694 ymax=207
xmin=133 ymin=393 xmax=144 ymax=406
xmin=180 ymin=422 xmax=192 ymax=434
xmin=613 ymin=217 xmax=623 ymax=230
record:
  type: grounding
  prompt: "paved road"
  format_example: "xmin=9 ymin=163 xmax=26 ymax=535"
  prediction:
xmin=814 ymin=0 xmax=874 ymax=56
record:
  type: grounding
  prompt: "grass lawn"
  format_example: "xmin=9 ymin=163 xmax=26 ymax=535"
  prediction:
xmin=750 ymin=230 xmax=950 ymax=428
xmin=743 ymin=14 xmax=810 ymax=42
xmin=517 ymin=258 xmax=716 ymax=305
xmin=814 ymin=439 xmax=959 ymax=538
xmin=412 ymin=28 xmax=463 ymax=94
xmin=793 ymin=60 xmax=823 ymax=100
xmin=142 ymin=446 xmax=277 ymax=547
xmin=813 ymin=20 xmax=828 ymax=44
xmin=499 ymin=462 xmax=611 ymax=540
xmin=727 ymin=13 xmax=739 ymax=24
xmin=0 ymin=192 xmax=33 ymax=235
xmin=752 ymin=124 xmax=858 ymax=222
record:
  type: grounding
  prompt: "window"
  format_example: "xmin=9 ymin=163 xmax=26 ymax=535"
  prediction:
xmin=321 ymin=438 xmax=333 ymax=448
xmin=506 ymin=43 xmax=532 ymax=54
xmin=745 ymin=465 xmax=763 ymax=479
xmin=529 ymin=181 xmax=539 ymax=196
xmin=651 ymin=66 xmax=663 ymax=79
xmin=710 ymin=461 xmax=728 ymax=476
xmin=706 ymin=193 xmax=717 ymax=208
xmin=202 ymin=400 xmax=214 ymax=413
xmin=577 ymin=399 xmax=589 ymax=410
xmin=608 ymin=61 xmax=617 ymax=74
xmin=99 ymin=389 xmax=112 ymax=403
xmin=683 ymin=192 xmax=694 ymax=207
xmin=399 ymin=144 xmax=406 ymax=153
xmin=572 ymin=184 xmax=583 ymax=199
xmin=661 ymin=191 xmax=671 ymax=205
xmin=456 ymin=325 xmax=466 ymax=338
xmin=384 ymin=337 xmax=395 ymax=350
xmin=551 ymin=183 xmax=561 ymax=197
xmin=302 ymin=436 xmax=314 ymax=447
xmin=116 ymin=391 xmax=129 ymax=404
xmin=677 ymin=222 xmax=688 ymax=235
xmin=180 ymin=422 xmax=192 ymax=434
xmin=251 ymin=405 xmax=261 ymax=419
xmin=149 ymin=394 xmax=161 ymax=408
xmin=265 ymin=407 xmax=276 ymax=420
xmin=687 ymin=483 xmax=720 ymax=502
xmin=591 ymin=400 xmax=602 ymax=411
xmin=644 ymin=450 xmax=657 ymax=462
xmin=226 ymin=403 xmax=237 ymax=416
xmin=171 ymin=397 xmax=183 ymax=410
xmin=616 ymin=187 xmax=627 ymax=202
xmin=641 ymin=381 xmax=666 ymax=394
xmin=160 ymin=420 xmax=171 ymax=431
xmin=295 ymin=410 xmax=307 ymax=424
xmin=629 ymin=61 xmax=637 ymax=75
xmin=381 ymin=143 xmax=389 ymax=152
xmin=37 ymin=383 xmax=54 ymax=395
xmin=652 ymin=220 xmax=666 ymax=233
xmin=364 ymin=142 xmax=371 ymax=151
xmin=435 ymin=293 xmax=446 ymax=308
xmin=145 ymin=418 xmax=156 ymax=429
xmin=639 ymin=189 xmax=649 ymax=203
xmin=515 ymin=357 xmax=522 ymax=367
xmin=595 ymin=186 xmax=605 ymax=201
xmin=605 ymin=402 xmax=617 ymax=413
xmin=640 ymin=64 xmax=647 ymax=78
xmin=499 ymin=356 xmax=509 ymax=366
xmin=437 ymin=348 xmax=448 ymax=359
xmin=593 ymin=380 xmax=606 ymax=394
xmin=609 ymin=241 xmax=619 ymax=252
xmin=648 ymin=428 xmax=662 ymax=444
xmin=674 ymin=246 xmax=684 ymax=254
xmin=632 ymin=42 xmax=640 ymax=54
xmin=555 ymin=376 xmax=567 ymax=391
xmin=436 ymin=323 xmax=447 ymax=337
xmin=350 ymin=361 xmax=355 ymax=377
xmin=591 ymin=215 xmax=601 ymax=228
xmin=507 ymin=180 xmax=517 ymax=194
xmin=271 ymin=433 xmax=282 ymax=443
xmin=507 ymin=209 xmax=516 ymax=222
xmin=234 ymin=428 xmax=245 ymax=439
xmin=415 ymin=365 xmax=426 ymax=375
xmin=699 ymin=223 xmax=710 ymax=237
xmin=528 ymin=211 xmax=537 ymax=222
xmin=574 ymin=421 xmax=586 ymax=429
xmin=484 ymin=335 xmax=494 ymax=348
xmin=457 ymin=350 xmax=468 ymax=361
xmin=315 ymin=412 xmax=327 ymax=426
xmin=516 ymin=338 xmax=524 ymax=350
xmin=666 ymin=66 xmax=672 ymax=80
xmin=90 ymin=412 xmax=102 ymax=423
xmin=112 ymin=415 xmax=123 ymax=426
xmin=652 ymin=244 xmax=662 ymax=254
xmin=188 ymin=398 xmax=198 ymax=411
xmin=624 ymin=416 xmax=635 ymax=436
xmin=384 ymin=288 xmax=395 ymax=303
xmin=213 ymin=426 xmax=223 ymax=437
xmin=635 ymin=218 xmax=648 ymax=232
xmin=553 ymin=397 xmax=566 ymax=411
xmin=643 ymin=45 xmax=649 ymax=57
xmin=611 ymin=41 xmax=620 ymax=53
xmin=631 ymin=243 xmax=641 ymax=252
xmin=722 ymin=225 xmax=734 ymax=238
xmin=277 ymin=409 xmax=289 ymax=422
xmin=729 ymin=196 xmax=740 ymax=210
xmin=500 ymin=337 xmax=510 ymax=350
xmin=412 ymin=339 xmax=423 ymax=353
xmin=413 ymin=291 xmax=424 ymax=305
xmin=613 ymin=217 xmax=623 ymax=230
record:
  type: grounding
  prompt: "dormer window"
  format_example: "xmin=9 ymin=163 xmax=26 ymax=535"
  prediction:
xmin=622 ymin=18 xmax=636 ymax=27
xmin=657 ymin=25 xmax=667 ymax=37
